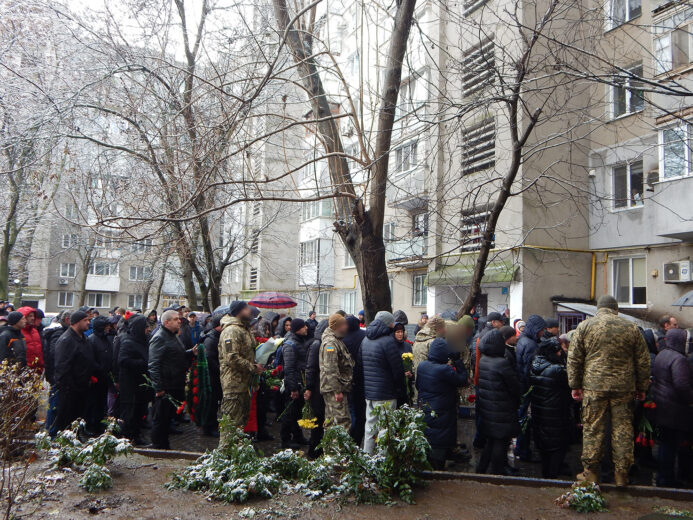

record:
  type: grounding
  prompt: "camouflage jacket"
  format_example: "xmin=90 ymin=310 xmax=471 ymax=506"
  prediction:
xmin=218 ymin=315 xmax=257 ymax=395
xmin=567 ymin=308 xmax=650 ymax=393
xmin=319 ymin=327 xmax=354 ymax=394
xmin=412 ymin=327 xmax=437 ymax=376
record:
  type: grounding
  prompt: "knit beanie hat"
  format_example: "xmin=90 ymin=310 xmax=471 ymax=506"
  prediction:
xmin=458 ymin=314 xmax=475 ymax=329
xmin=597 ymin=295 xmax=619 ymax=311
xmin=374 ymin=311 xmax=395 ymax=327
xmin=291 ymin=318 xmax=306 ymax=333
xmin=229 ymin=300 xmax=249 ymax=317
xmin=328 ymin=313 xmax=347 ymax=330
xmin=7 ymin=311 xmax=23 ymax=326
xmin=70 ymin=310 xmax=88 ymax=325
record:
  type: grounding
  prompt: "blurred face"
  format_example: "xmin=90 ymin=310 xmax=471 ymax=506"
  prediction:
xmin=309 ymin=312 xmax=316 ymax=319
xmin=296 ymin=325 xmax=308 ymax=336
xmin=284 ymin=320 xmax=292 ymax=332
xmin=15 ymin=316 xmax=27 ymax=329
xmin=666 ymin=317 xmax=678 ymax=330
xmin=436 ymin=323 xmax=446 ymax=338
xmin=394 ymin=329 xmax=404 ymax=341
xmin=518 ymin=324 xmax=526 ymax=333
xmin=547 ymin=326 xmax=560 ymax=336
xmin=490 ymin=319 xmax=504 ymax=329
xmin=536 ymin=328 xmax=546 ymax=340
xmin=25 ymin=313 xmax=35 ymax=327
xmin=189 ymin=314 xmax=196 ymax=324
xmin=164 ymin=315 xmax=181 ymax=333
xmin=421 ymin=316 xmax=428 ymax=325
xmin=238 ymin=306 xmax=253 ymax=321
xmin=336 ymin=321 xmax=349 ymax=337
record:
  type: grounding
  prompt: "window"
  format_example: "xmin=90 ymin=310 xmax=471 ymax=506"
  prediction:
xmin=461 ymin=37 xmax=495 ymax=97
xmin=87 ymin=292 xmax=111 ymax=308
xmin=653 ymin=11 xmax=693 ymax=75
xmin=608 ymin=0 xmax=641 ymax=29
xmin=88 ymin=262 xmax=117 ymax=276
xmin=613 ymin=257 xmax=646 ymax=306
xmin=342 ymin=291 xmax=356 ymax=315
xmin=131 ymin=239 xmax=153 ymax=253
xmin=62 ymin=234 xmax=78 ymax=248
xmin=129 ymin=265 xmax=151 ymax=281
xmin=250 ymin=231 xmax=259 ymax=253
xmin=392 ymin=141 xmax=418 ymax=174
xmin=412 ymin=273 xmax=427 ymax=306
xmin=316 ymin=292 xmax=329 ymax=315
xmin=412 ymin=213 xmax=428 ymax=236
xmin=461 ymin=208 xmax=494 ymax=251
xmin=612 ymin=161 xmax=644 ymax=209
xmin=344 ymin=250 xmax=355 ymax=267
xmin=128 ymin=294 xmax=143 ymax=309
xmin=300 ymin=240 xmax=319 ymax=266
xmin=463 ymin=0 xmax=488 ymax=15
xmin=396 ymin=73 xmax=427 ymax=119
xmin=612 ymin=65 xmax=644 ymax=118
xmin=58 ymin=291 xmax=74 ymax=307
xmin=65 ymin=204 xmax=78 ymax=219
xmin=59 ymin=263 xmax=76 ymax=278
xmin=383 ymin=222 xmax=396 ymax=242
xmin=461 ymin=118 xmax=495 ymax=175
xmin=301 ymin=200 xmax=332 ymax=221
xmin=249 ymin=268 xmax=258 ymax=290
xmin=660 ymin=123 xmax=693 ymax=179
xmin=94 ymin=231 xmax=115 ymax=249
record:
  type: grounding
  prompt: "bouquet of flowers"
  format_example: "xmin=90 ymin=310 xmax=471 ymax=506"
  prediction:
xmin=402 ymin=352 xmax=414 ymax=401
xmin=297 ymin=400 xmax=318 ymax=429
xmin=636 ymin=413 xmax=655 ymax=448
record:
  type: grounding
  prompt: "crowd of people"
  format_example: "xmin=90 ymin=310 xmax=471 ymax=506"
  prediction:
xmin=0 ymin=296 xmax=691 ymax=488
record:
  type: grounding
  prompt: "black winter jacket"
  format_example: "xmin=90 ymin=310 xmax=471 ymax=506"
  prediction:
xmin=178 ymin=318 xmax=194 ymax=349
xmin=529 ymin=340 xmax=572 ymax=451
xmin=202 ymin=328 xmax=222 ymax=397
xmin=118 ymin=315 xmax=150 ymax=403
xmin=515 ymin=315 xmax=547 ymax=390
xmin=653 ymin=329 xmax=693 ymax=432
xmin=343 ymin=316 xmax=366 ymax=395
xmin=0 ymin=325 xmax=26 ymax=366
xmin=54 ymin=327 xmax=95 ymax=391
xmin=360 ymin=320 xmax=406 ymax=402
xmin=282 ymin=331 xmax=309 ymax=392
xmin=42 ymin=323 xmax=67 ymax=383
xmin=89 ymin=316 xmax=114 ymax=384
xmin=148 ymin=325 xmax=191 ymax=393
xmin=477 ymin=329 xmax=522 ymax=440
xmin=416 ymin=338 xmax=467 ymax=448
xmin=305 ymin=320 xmax=328 ymax=393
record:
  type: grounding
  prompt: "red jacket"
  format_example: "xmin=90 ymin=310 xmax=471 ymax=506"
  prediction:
xmin=18 ymin=306 xmax=43 ymax=370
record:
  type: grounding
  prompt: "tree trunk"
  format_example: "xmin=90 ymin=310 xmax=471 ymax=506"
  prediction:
xmin=272 ymin=0 xmax=417 ymax=321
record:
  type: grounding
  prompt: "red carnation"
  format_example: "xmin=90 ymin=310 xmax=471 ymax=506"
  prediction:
xmin=467 ymin=394 xmax=476 ymax=404
xmin=271 ymin=385 xmax=279 ymax=391
xmin=193 ymin=387 xmax=198 ymax=395
xmin=193 ymin=395 xmax=199 ymax=404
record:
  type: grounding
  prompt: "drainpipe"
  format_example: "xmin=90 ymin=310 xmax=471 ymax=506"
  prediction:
xmin=590 ymin=252 xmax=596 ymax=301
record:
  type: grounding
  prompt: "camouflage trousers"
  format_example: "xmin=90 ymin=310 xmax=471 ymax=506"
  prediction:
xmin=323 ymin=392 xmax=351 ymax=430
xmin=220 ymin=391 xmax=251 ymax=447
xmin=581 ymin=390 xmax=634 ymax=474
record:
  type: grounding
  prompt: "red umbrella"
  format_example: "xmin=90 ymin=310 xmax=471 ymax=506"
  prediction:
xmin=248 ymin=291 xmax=297 ymax=309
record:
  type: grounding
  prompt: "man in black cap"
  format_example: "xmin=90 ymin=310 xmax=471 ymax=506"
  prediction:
xmin=0 ymin=311 xmax=27 ymax=365
xmin=280 ymin=318 xmax=310 ymax=449
xmin=53 ymin=311 xmax=95 ymax=433
xmin=543 ymin=317 xmax=560 ymax=339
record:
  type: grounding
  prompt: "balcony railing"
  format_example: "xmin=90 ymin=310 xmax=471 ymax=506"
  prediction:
xmin=386 ymin=167 xmax=427 ymax=210
xmin=386 ymin=236 xmax=427 ymax=263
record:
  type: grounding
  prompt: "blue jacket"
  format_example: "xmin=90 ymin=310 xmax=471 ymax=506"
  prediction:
xmin=416 ymin=338 xmax=468 ymax=449
xmin=515 ymin=314 xmax=547 ymax=390
xmin=360 ymin=320 xmax=406 ymax=401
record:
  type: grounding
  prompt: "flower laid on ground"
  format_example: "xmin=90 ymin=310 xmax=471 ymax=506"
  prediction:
xmin=298 ymin=400 xmax=318 ymax=429
xmin=556 ymin=482 xmax=608 ymax=513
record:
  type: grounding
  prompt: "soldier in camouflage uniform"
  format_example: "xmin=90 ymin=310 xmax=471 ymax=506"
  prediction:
xmin=319 ymin=314 xmax=353 ymax=429
xmin=218 ymin=301 xmax=264 ymax=447
xmin=567 ymin=295 xmax=651 ymax=486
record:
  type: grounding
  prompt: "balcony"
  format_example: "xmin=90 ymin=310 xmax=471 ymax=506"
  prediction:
xmin=298 ymin=263 xmax=335 ymax=287
xmin=652 ymin=175 xmax=693 ymax=241
xmin=386 ymin=236 xmax=427 ymax=264
xmin=386 ymin=168 xmax=427 ymax=210
xmin=85 ymin=275 xmax=120 ymax=292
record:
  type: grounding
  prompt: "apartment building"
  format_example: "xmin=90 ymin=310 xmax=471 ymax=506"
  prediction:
xmin=585 ymin=0 xmax=693 ymax=323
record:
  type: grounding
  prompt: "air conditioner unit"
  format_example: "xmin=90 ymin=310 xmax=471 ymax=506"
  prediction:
xmin=58 ymin=278 xmax=69 ymax=286
xmin=663 ymin=261 xmax=692 ymax=283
